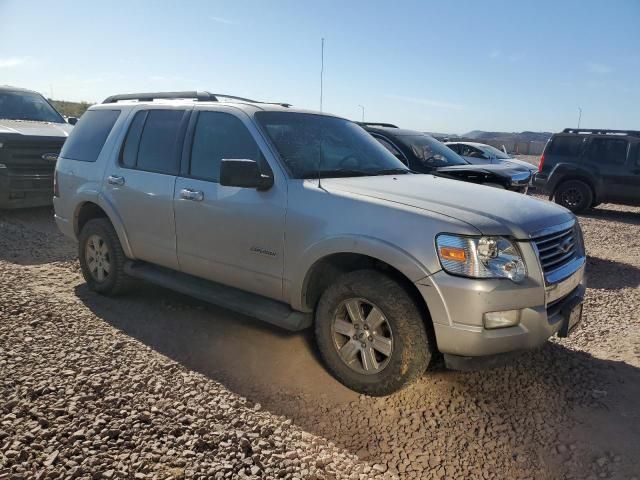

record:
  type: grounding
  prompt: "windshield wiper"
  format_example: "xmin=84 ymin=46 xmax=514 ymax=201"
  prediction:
xmin=303 ymin=169 xmax=374 ymax=178
xmin=373 ymin=168 xmax=412 ymax=175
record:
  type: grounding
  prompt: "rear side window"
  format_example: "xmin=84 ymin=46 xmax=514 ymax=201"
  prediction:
xmin=60 ymin=109 xmax=120 ymax=162
xmin=189 ymin=111 xmax=262 ymax=182
xmin=586 ymin=138 xmax=628 ymax=165
xmin=120 ymin=109 xmax=185 ymax=174
xmin=547 ymin=136 xmax=584 ymax=156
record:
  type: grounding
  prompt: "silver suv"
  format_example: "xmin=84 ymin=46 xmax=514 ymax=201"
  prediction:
xmin=54 ymin=92 xmax=586 ymax=395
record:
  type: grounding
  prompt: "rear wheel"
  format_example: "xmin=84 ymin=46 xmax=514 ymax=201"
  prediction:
xmin=315 ymin=270 xmax=431 ymax=396
xmin=554 ymin=180 xmax=593 ymax=213
xmin=79 ymin=218 xmax=131 ymax=295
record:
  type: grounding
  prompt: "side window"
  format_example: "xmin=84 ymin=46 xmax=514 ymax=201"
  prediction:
xmin=447 ymin=144 xmax=460 ymax=154
xmin=189 ymin=111 xmax=262 ymax=182
xmin=374 ymin=136 xmax=406 ymax=164
xmin=136 ymin=110 xmax=184 ymax=174
xmin=587 ymin=138 xmax=628 ymax=165
xmin=120 ymin=111 xmax=147 ymax=168
xmin=60 ymin=109 xmax=120 ymax=162
xmin=548 ymin=136 xmax=584 ymax=156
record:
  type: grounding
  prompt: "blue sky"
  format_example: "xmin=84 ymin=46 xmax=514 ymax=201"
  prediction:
xmin=1 ymin=0 xmax=638 ymax=133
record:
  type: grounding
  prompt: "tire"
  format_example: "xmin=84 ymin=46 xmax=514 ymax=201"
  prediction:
xmin=554 ymin=180 xmax=593 ymax=213
xmin=78 ymin=218 xmax=132 ymax=295
xmin=314 ymin=270 xmax=431 ymax=396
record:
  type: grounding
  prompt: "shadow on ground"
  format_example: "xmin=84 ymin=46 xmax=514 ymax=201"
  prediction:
xmin=582 ymin=207 xmax=640 ymax=226
xmin=587 ymin=255 xmax=640 ymax=290
xmin=74 ymin=281 xmax=640 ymax=478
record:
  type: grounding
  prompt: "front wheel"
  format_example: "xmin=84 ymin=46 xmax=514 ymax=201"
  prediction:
xmin=315 ymin=270 xmax=432 ymax=396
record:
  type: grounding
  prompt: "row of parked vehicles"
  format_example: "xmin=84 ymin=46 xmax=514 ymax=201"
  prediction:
xmin=0 ymin=87 xmax=635 ymax=394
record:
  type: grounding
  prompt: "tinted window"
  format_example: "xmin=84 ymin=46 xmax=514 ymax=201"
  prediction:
xmin=548 ymin=136 xmax=584 ymax=156
xmin=587 ymin=138 xmax=628 ymax=164
xmin=120 ymin=111 xmax=147 ymax=168
xmin=60 ymin=109 xmax=120 ymax=162
xmin=136 ymin=110 xmax=184 ymax=174
xmin=446 ymin=144 xmax=460 ymax=154
xmin=399 ymin=135 xmax=468 ymax=168
xmin=375 ymin=136 xmax=404 ymax=157
xmin=256 ymin=112 xmax=409 ymax=178
xmin=190 ymin=112 xmax=262 ymax=182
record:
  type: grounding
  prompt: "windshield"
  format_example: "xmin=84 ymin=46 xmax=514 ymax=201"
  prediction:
xmin=0 ymin=90 xmax=65 ymax=123
xmin=399 ymin=135 xmax=468 ymax=167
xmin=481 ymin=144 xmax=511 ymax=159
xmin=255 ymin=112 xmax=410 ymax=178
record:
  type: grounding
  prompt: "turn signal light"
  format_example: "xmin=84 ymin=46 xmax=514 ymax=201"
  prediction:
xmin=439 ymin=246 xmax=467 ymax=262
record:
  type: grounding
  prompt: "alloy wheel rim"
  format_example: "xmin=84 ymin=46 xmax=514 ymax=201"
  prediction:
xmin=561 ymin=188 xmax=583 ymax=208
xmin=85 ymin=234 xmax=111 ymax=282
xmin=331 ymin=298 xmax=393 ymax=375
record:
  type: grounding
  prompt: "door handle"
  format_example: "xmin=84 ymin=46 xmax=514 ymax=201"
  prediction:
xmin=180 ymin=188 xmax=204 ymax=202
xmin=107 ymin=175 xmax=125 ymax=186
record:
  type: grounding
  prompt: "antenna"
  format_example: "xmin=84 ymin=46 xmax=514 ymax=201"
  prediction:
xmin=320 ymin=38 xmax=324 ymax=112
xmin=577 ymin=107 xmax=582 ymax=128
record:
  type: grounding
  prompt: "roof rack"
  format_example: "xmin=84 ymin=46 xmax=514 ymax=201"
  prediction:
xmin=562 ymin=128 xmax=640 ymax=138
xmin=357 ymin=122 xmax=399 ymax=128
xmin=102 ymin=91 xmax=291 ymax=107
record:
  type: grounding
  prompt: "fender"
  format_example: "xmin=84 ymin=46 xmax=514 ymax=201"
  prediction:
xmin=289 ymin=234 xmax=439 ymax=311
xmin=73 ymin=193 xmax=136 ymax=260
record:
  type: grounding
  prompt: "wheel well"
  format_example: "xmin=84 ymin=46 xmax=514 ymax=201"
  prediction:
xmin=553 ymin=176 xmax=596 ymax=200
xmin=75 ymin=202 xmax=109 ymax=236
xmin=302 ymin=253 xmax=436 ymax=347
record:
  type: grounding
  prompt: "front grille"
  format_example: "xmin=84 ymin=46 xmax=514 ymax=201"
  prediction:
xmin=533 ymin=224 xmax=578 ymax=275
xmin=0 ymin=140 xmax=62 ymax=193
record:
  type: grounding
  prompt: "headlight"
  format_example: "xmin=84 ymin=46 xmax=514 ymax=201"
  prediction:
xmin=436 ymin=234 xmax=526 ymax=282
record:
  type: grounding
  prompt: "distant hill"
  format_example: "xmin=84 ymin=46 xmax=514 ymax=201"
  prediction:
xmin=462 ymin=130 xmax=553 ymax=143
xmin=48 ymin=99 xmax=93 ymax=118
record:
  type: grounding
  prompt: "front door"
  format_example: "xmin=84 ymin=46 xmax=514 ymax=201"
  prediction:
xmin=174 ymin=108 xmax=286 ymax=301
xmin=585 ymin=137 xmax=635 ymax=203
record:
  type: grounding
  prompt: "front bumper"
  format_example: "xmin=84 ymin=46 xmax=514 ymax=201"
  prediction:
xmin=417 ymin=255 xmax=586 ymax=359
xmin=0 ymin=172 xmax=53 ymax=209
xmin=533 ymin=172 xmax=551 ymax=194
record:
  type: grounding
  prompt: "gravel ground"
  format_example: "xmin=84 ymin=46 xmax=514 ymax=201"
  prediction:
xmin=1 ymin=201 xmax=639 ymax=480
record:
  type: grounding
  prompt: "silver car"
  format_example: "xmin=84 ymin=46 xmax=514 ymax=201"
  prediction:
xmin=54 ymin=92 xmax=586 ymax=395
xmin=446 ymin=141 xmax=538 ymax=172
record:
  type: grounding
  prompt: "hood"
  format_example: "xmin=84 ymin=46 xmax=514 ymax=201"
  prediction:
xmin=436 ymin=162 xmax=531 ymax=176
xmin=0 ymin=119 xmax=72 ymax=138
xmin=321 ymin=174 xmax=573 ymax=238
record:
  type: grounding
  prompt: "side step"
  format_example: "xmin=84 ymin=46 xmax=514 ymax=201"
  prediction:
xmin=124 ymin=262 xmax=312 ymax=331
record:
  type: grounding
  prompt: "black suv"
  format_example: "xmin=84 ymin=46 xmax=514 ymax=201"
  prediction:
xmin=0 ymin=86 xmax=75 ymax=209
xmin=534 ymin=128 xmax=640 ymax=213
xmin=360 ymin=123 xmax=532 ymax=192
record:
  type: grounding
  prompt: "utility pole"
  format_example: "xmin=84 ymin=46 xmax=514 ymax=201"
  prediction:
xmin=358 ymin=105 xmax=365 ymax=122
xmin=320 ymin=38 xmax=325 ymax=112
xmin=577 ymin=107 xmax=582 ymax=129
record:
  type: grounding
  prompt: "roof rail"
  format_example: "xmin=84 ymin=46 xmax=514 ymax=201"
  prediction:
xmin=562 ymin=128 xmax=640 ymax=137
xmin=357 ymin=122 xmax=399 ymax=128
xmin=102 ymin=91 xmax=292 ymax=107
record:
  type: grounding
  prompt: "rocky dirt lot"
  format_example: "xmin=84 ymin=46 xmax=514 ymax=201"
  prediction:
xmin=1 ymin=201 xmax=639 ymax=480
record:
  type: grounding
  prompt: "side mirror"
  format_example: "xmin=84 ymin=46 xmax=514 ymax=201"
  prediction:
xmin=220 ymin=159 xmax=273 ymax=190
xmin=67 ymin=117 xmax=78 ymax=125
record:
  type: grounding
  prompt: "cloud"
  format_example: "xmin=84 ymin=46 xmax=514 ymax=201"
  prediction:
xmin=587 ymin=62 xmax=612 ymax=74
xmin=387 ymin=94 xmax=465 ymax=111
xmin=209 ymin=16 xmax=235 ymax=25
xmin=0 ymin=57 xmax=31 ymax=68
xmin=489 ymin=50 xmax=500 ymax=59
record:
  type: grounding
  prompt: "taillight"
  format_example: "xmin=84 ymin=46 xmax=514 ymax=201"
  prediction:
xmin=53 ymin=170 xmax=59 ymax=197
xmin=538 ymin=153 xmax=545 ymax=173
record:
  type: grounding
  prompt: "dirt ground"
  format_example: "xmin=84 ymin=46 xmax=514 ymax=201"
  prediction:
xmin=1 ymin=199 xmax=639 ymax=479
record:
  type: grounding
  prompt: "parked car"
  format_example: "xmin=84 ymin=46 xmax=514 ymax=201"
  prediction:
xmin=0 ymin=86 xmax=75 ymax=208
xmin=446 ymin=141 xmax=538 ymax=173
xmin=360 ymin=123 xmax=531 ymax=192
xmin=534 ymin=128 xmax=640 ymax=213
xmin=54 ymin=91 xmax=586 ymax=396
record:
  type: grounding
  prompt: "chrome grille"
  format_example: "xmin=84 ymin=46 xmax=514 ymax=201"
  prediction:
xmin=533 ymin=224 xmax=578 ymax=275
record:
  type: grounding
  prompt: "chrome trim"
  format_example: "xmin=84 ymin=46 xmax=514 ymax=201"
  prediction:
xmin=545 ymin=260 xmax=585 ymax=304
xmin=528 ymin=218 xmax=575 ymax=239
xmin=545 ymin=255 xmax=586 ymax=286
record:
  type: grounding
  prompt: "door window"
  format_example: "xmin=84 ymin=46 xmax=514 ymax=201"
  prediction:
xmin=120 ymin=109 xmax=185 ymax=174
xmin=548 ymin=136 xmax=584 ymax=156
xmin=460 ymin=145 xmax=485 ymax=159
xmin=587 ymin=138 xmax=628 ymax=165
xmin=189 ymin=111 xmax=263 ymax=182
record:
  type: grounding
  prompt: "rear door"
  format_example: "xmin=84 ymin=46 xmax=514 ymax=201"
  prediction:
xmin=102 ymin=106 xmax=191 ymax=270
xmin=584 ymin=136 xmax=631 ymax=202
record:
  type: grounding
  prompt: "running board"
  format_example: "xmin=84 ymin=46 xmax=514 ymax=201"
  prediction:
xmin=124 ymin=262 xmax=312 ymax=331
